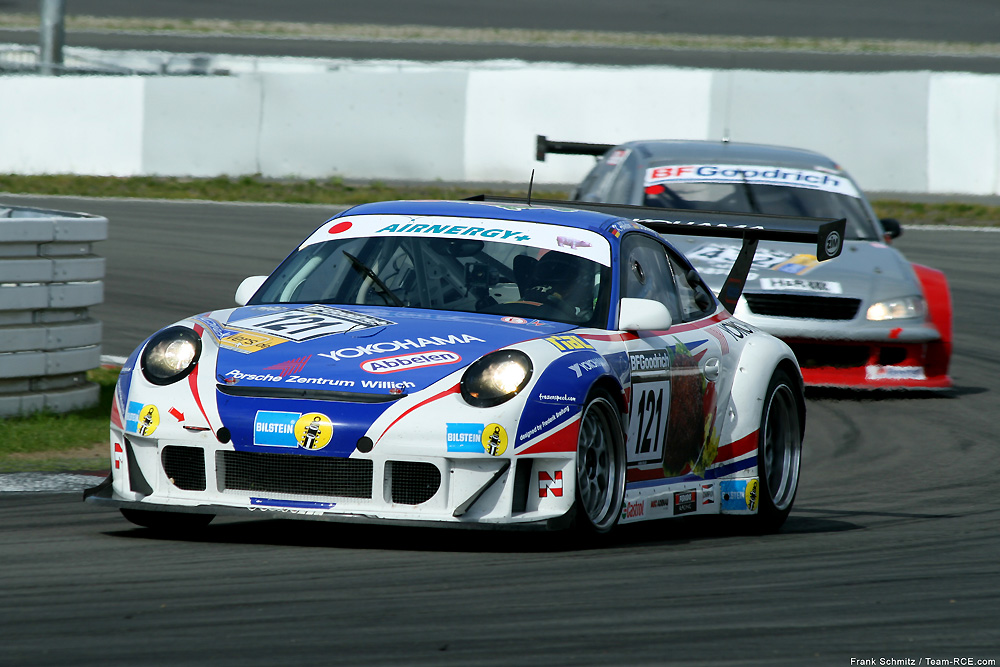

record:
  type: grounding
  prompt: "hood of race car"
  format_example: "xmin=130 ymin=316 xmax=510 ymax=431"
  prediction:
xmin=674 ymin=237 xmax=917 ymax=302
xmin=201 ymin=304 xmax=573 ymax=395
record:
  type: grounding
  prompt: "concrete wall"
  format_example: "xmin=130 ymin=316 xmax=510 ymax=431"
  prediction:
xmin=0 ymin=59 xmax=998 ymax=195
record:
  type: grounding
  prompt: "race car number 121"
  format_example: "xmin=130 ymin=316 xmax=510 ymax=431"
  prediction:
xmin=628 ymin=383 xmax=670 ymax=464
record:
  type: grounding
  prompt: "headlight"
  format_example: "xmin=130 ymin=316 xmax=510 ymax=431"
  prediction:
xmin=140 ymin=327 xmax=202 ymax=385
xmin=460 ymin=349 xmax=533 ymax=408
xmin=866 ymin=296 xmax=927 ymax=321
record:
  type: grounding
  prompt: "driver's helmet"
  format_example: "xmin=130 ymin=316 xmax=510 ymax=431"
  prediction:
xmin=529 ymin=251 xmax=594 ymax=313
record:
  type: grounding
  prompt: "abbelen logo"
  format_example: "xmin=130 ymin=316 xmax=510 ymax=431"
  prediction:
xmin=361 ymin=350 xmax=461 ymax=374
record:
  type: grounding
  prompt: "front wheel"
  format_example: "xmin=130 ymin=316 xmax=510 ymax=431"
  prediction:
xmin=574 ymin=391 xmax=626 ymax=534
xmin=752 ymin=369 xmax=803 ymax=533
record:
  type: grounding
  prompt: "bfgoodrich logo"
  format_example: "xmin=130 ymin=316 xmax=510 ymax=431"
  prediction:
xmin=361 ymin=350 xmax=461 ymax=374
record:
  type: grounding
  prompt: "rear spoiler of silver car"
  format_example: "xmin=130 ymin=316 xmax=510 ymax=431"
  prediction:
xmin=466 ymin=195 xmax=846 ymax=315
xmin=535 ymin=135 xmax=614 ymax=161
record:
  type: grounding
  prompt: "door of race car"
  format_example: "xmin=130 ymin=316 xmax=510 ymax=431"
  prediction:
xmin=619 ymin=233 xmax=724 ymax=477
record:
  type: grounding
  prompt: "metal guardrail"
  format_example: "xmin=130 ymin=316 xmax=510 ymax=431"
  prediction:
xmin=0 ymin=204 xmax=107 ymax=416
xmin=0 ymin=44 xmax=233 ymax=76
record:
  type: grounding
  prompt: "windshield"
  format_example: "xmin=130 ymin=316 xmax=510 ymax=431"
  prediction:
xmin=642 ymin=164 xmax=880 ymax=241
xmin=251 ymin=232 xmax=612 ymax=327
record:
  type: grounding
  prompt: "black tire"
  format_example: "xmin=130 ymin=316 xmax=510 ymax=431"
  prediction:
xmin=573 ymin=390 xmax=627 ymax=534
xmin=120 ymin=508 xmax=215 ymax=532
xmin=752 ymin=369 xmax=803 ymax=533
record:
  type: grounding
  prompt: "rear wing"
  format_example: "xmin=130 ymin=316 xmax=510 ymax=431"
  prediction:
xmin=465 ymin=195 xmax=846 ymax=315
xmin=535 ymin=135 xmax=614 ymax=161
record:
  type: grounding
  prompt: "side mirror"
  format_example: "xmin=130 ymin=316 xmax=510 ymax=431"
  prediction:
xmin=618 ymin=297 xmax=673 ymax=331
xmin=880 ymin=218 xmax=902 ymax=242
xmin=235 ymin=276 xmax=268 ymax=306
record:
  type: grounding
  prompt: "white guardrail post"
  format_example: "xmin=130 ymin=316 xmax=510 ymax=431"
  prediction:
xmin=0 ymin=204 xmax=107 ymax=416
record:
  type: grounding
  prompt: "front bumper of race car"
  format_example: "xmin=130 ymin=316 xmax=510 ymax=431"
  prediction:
xmin=786 ymin=336 xmax=951 ymax=389
xmin=732 ymin=305 xmax=951 ymax=389
xmin=84 ymin=427 xmax=579 ymax=530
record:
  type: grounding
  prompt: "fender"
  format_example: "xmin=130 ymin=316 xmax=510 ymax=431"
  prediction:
xmin=515 ymin=349 xmax=616 ymax=453
xmin=726 ymin=333 xmax=803 ymax=444
xmin=911 ymin=264 xmax=952 ymax=378
xmin=912 ymin=263 xmax=952 ymax=343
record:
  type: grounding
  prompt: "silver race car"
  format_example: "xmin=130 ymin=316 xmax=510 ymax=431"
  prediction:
xmin=538 ymin=136 xmax=952 ymax=389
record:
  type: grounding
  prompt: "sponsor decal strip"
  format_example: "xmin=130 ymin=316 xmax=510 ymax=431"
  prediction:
xmin=625 ymin=431 xmax=758 ymax=485
xmin=578 ymin=313 xmax=729 ymax=343
xmin=517 ymin=414 xmax=581 ymax=456
xmin=517 ymin=404 xmax=574 ymax=445
xmin=707 ymin=325 xmax=729 ymax=355
xmin=305 ymin=215 xmax=612 ymax=266
xmin=250 ymin=497 xmax=336 ymax=510
xmin=644 ymin=164 xmax=860 ymax=197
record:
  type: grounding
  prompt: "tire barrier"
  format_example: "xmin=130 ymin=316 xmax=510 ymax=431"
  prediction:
xmin=0 ymin=204 xmax=107 ymax=417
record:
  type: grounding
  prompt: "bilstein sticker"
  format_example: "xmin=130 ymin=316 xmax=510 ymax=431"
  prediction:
xmin=446 ymin=423 xmax=484 ymax=453
xmin=295 ymin=413 xmax=334 ymax=450
xmin=125 ymin=402 xmax=160 ymax=436
xmin=481 ymin=423 xmax=508 ymax=456
xmin=253 ymin=410 xmax=334 ymax=450
xmin=745 ymin=479 xmax=760 ymax=511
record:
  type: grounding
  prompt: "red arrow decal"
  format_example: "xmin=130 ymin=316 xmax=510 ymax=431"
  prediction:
xmin=169 ymin=407 xmax=185 ymax=422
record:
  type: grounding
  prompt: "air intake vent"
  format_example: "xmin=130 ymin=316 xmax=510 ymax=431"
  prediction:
xmin=162 ymin=446 xmax=206 ymax=491
xmin=389 ymin=461 xmax=441 ymax=505
xmin=219 ymin=451 xmax=373 ymax=498
xmin=787 ymin=342 xmax=870 ymax=369
xmin=744 ymin=293 xmax=861 ymax=320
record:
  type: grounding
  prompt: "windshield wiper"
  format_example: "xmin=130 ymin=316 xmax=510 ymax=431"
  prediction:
xmin=342 ymin=251 xmax=405 ymax=307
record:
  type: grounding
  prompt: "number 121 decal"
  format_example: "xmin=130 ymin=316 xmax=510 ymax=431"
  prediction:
xmin=627 ymin=380 xmax=671 ymax=464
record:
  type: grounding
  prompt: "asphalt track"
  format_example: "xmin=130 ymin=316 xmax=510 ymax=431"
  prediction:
xmin=0 ymin=195 xmax=998 ymax=665
xmin=4 ymin=0 xmax=996 ymax=41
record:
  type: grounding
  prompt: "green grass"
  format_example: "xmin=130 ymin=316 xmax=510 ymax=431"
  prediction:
xmin=872 ymin=199 xmax=1000 ymax=227
xmin=2 ymin=173 xmax=998 ymax=226
xmin=0 ymin=174 xmax=558 ymax=206
xmin=0 ymin=367 xmax=118 ymax=472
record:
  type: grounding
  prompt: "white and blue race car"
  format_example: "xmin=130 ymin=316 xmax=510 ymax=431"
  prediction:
xmin=86 ymin=198 xmax=844 ymax=535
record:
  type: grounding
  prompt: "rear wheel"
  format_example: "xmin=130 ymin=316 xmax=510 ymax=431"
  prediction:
xmin=574 ymin=391 xmax=626 ymax=534
xmin=120 ymin=508 xmax=214 ymax=532
xmin=753 ymin=369 xmax=803 ymax=533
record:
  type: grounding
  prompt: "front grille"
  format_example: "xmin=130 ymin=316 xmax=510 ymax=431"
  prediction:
xmin=744 ymin=293 xmax=861 ymax=320
xmin=788 ymin=342 xmax=870 ymax=369
xmin=789 ymin=342 xmax=911 ymax=369
xmin=219 ymin=450 xmax=373 ymax=498
xmin=389 ymin=460 xmax=441 ymax=505
xmin=162 ymin=446 xmax=207 ymax=491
